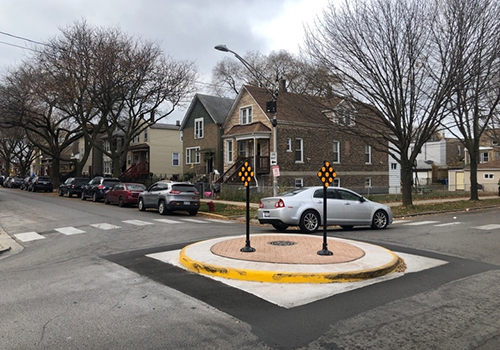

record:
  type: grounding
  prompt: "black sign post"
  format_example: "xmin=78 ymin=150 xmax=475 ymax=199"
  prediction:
xmin=317 ymin=161 xmax=336 ymax=256
xmin=239 ymin=161 xmax=256 ymax=252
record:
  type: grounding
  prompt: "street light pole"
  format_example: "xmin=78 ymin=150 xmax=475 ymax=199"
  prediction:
xmin=215 ymin=44 xmax=278 ymax=196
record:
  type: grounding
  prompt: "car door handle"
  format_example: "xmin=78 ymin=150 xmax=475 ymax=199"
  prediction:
xmin=344 ymin=202 xmax=351 ymax=205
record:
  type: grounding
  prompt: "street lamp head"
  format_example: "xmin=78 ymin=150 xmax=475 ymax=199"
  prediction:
xmin=214 ymin=44 xmax=229 ymax=52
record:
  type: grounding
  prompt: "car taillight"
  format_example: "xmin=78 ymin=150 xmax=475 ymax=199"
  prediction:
xmin=71 ymin=185 xmax=75 ymax=189
xmin=275 ymin=199 xmax=285 ymax=208
xmin=126 ymin=191 xmax=131 ymax=195
xmin=194 ymin=191 xmax=199 ymax=195
xmin=259 ymin=200 xmax=264 ymax=208
xmin=170 ymin=190 xmax=181 ymax=194
xmin=97 ymin=185 xmax=105 ymax=189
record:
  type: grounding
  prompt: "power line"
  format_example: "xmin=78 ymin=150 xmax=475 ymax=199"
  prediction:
xmin=0 ymin=40 xmax=38 ymax=52
xmin=0 ymin=30 xmax=49 ymax=47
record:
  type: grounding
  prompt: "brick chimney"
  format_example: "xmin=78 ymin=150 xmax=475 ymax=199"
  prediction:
xmin=279 ymin=79 xmax=287 ymax=93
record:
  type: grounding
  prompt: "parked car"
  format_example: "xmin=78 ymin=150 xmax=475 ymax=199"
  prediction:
xmin=29 ymin=176 xmax=53 ymax=192
xmin=5 ymin=176 xmax=23 ymax=188
xmin=58 ymin=177 xmax=89 ymax=197
xmin=104 ymin=182 xmax=146 ymax=207
xmin=0 ymin=175 xmax=5 ymax=187
xmin=138 ymin=181 xmax=200 ymax=216
xmin=20 ymin=176 xmax=33 ymax=190
xmin=257 ymin=186 xmax=393 ymax=233
xmin=81 ymin=177 xmax=121 ymax=202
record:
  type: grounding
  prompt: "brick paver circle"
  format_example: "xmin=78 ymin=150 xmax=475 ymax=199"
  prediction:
xmin=210 ymin=234 xmax=365 ymax=264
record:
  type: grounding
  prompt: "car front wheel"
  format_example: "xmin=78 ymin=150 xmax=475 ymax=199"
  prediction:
xmin=92 ymin=192 xmax=98 ymax=202
xmin=299 ymin=210 xmax=320 ymax=233
xmin=371 ymin=210 xmax=389 ymax=229
xmin=138 ymin=198 xmax=146 ymax=211
xmin=81 ymin=192 xmax=86 ymax=200
xmin=118 ymin=197 xmax=124 ymax=207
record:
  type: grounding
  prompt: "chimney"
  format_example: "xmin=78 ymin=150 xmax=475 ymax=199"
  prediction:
xmin=175 ymin=120 xmax=180 ymax=126
xmin=279 ymin=79 xmax=287 ymax=93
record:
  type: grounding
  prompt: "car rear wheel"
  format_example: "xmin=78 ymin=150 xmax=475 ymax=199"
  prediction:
xmin=371 ymin=210 xmax=389 ymax=229
xmin=188 ymin=210 xmax=198 ymax=216
xmin=104 ymin=196 xmax=110 ymax=205
xmin=81 ymin=192 xmax=86 ymax=200
xmin=158 ymin=200 xmax=168 ymax=215
xmin=118 ymin=197 xmax=124 ymax=207
xmin=299 ymin=210 xmax=320 ymax=233
xmin=58 ymin=189 xmax=63 ymax=196
xmin=68 ymin=192 xmax=73 ymax=198
xmin=138 ymin=198 xmax=145 ymax=211
xmin=92 ymin=192 xmax=98 ymax=202
xmin=272 ymin=223 xmax=289 ymax=232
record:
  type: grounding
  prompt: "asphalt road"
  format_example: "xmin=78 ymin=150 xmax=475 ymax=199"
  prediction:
xmin=0 ymin=187 xmax=499 ymax=349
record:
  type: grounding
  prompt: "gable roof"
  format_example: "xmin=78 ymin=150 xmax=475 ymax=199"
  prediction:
xmin=180 ymin=94 xmax=234 ymax=129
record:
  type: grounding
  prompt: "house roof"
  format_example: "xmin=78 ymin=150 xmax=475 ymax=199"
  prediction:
xmin=180 ymin=94 xmax=234 ymax=129
xmin=224 ymin=121 xmax=271 ymax=137
xmin=224 ymin=85 xmax=363 ymax=129
xmin=150 ymin=123 xmax=179 ymax=130
xmin=475 ymin=159 xmax=500 ymax=169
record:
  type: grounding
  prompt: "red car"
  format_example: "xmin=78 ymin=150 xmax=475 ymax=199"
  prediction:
xmin=104 ymin=182 xmax=146 ymax=207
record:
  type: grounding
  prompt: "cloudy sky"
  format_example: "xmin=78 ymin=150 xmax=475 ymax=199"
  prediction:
xmin=0 ymin=0 xmax=331 ymax=122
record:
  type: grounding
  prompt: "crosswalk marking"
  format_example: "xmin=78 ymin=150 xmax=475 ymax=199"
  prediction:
xmin=182 ymin=218 xmax=206 ymax=223
xmin=474 ymin=224 xmax=500 ymax=230
xmin=55 ymin=227 xmax=86 ymax=235
xmin=122 ymin=220 xmax=154 ymax=226
xmin=405 ymin=221 xmax=440 ymax=226
xmin=91 ymin=223 xmax=121 ymax=230
xmin=154 ymin=219 xmax=181 ymax=224
xmin=14 ymin=232 xmax=46 ymax=242
xmin=205 ymin=219 xmax=232 ymax=224
xmin=434 ymin=222 xmax=463 ymax=227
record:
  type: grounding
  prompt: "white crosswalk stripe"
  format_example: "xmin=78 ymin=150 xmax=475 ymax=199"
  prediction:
xmin=205 ymin=218 xmax=232 ymax=224
xmin=182 ymin=218 xmax=206 ymax=223
xmin=14 ymin=231 xmax=46 ymax=242
xmin=55 ymin=227 xmax=86 ymax=235
xmin=405 ymin=221 xmax=440 ymax=226
xmin=434 ymin=222 xmax=463 ymax=227
xmin=90 ymin=223 xmax=121 ymax=230
xmin=473 ymin=224 xmax=500 ymax=230
xmin=122 ymin=220 xmax=154 ymax=226
xmin=153 ymin=219 xmax=182 ymax=224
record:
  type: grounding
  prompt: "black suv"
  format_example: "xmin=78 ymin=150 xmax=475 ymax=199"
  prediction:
xmin=59 ymin=177 xmax=89 ymax=198
xmin=81 ymin=177 xmax=121 ymax=202
xmin=29 ymin=176 xmax=53 ymax=192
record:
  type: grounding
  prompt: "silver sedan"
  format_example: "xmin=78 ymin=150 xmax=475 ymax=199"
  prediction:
xmin=257 ymin=186 xmax=393 ymax=233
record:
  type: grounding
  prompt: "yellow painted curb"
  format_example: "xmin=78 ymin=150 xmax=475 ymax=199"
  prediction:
xmin=179 ymin=244 xmax=401 ymax=284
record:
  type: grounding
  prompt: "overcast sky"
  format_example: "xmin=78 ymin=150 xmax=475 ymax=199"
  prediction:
xmin=0 ymin=0 xmax=330 ymax=122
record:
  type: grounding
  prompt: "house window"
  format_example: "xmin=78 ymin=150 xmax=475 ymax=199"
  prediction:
xmin=127 ymin=154 xmax=131 ymax=166
xmin=144 ymin=129 xmax=148 ymax=142
xmin=333 ymin=178 xmax=340 ymax=187
xmin=103 ymin=161 xmax=112 ymax=175
xmin=180 ymin=131 xmax=183 ymax=142
xmin=365 ymin=177 xmax=372 ymax=188
xmin=286 ymin=138 xmax=292 ymax=152
xmin=391 ymin=163 xmax=397 ymax=170
xmin=186 ymin=147 xmax=200 ymax=164
xmin=104 ymin=140 xmax=110 ymax=152
xmin=226 ymin=140 xmax=233 ymax=163
xmin=365 ymin=144 xmax=372 ymax=164
xmin=481 ymin=152 xmax=489 ymax=163
xmin=457 ymin=145 xmax=461 ymax=156
xmin=194 ymin=118 xmax=204 ymax=139
xmin=483 ymin=173 xmax=494 ymax=179
xmin=172 ymin=152 xmax=179 ymax=166
xmin=295 ymin=178 xmax=303 ymax=188
xmin=332 ymin=141 xmax=340 ymax=163
xmin=238 ymin=140 xmax=248 ymax=158
xmin=295 ymin=138 xmax=303 ymax=162
xmin=239 ymin=106 xmax=252 ymax=125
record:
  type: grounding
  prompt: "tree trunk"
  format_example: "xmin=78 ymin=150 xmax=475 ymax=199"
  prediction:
xmin=51 ymin=157 xmax=61 ymax=189
xmin=469 ymin=158 xmax=479 ymax=201
xmin=400 ymin=158 xmax=414 ymax=206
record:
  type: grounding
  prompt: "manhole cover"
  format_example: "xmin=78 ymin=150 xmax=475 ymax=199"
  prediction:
xmin=268 ymin=240 xmax=297 ymax=246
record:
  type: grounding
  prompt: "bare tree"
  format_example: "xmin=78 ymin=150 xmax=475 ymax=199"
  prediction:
xmin=211 ymin=49 xmax=338 ymax=97
xmin=437 ymin=0 xmax=500 ymax=200
xmin=40 ymin=21 xmax=198 ymax=177
xmin=305 ymin=0 xmax=455 ymax=206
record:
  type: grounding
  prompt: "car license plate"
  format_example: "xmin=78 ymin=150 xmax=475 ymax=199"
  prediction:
xmin=184 ymin=201 xmax=190 ymax=205
xmin=263 ymin=211 xmax=270 ymax=218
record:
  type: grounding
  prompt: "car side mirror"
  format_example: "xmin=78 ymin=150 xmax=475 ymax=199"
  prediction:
xmin=359 ymin=196 xmax=366 ymax=202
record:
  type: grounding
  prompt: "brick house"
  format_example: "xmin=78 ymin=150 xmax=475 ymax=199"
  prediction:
xmin=220 ymin=85 xmax=389 ymax=194
xmin=180 ymin=94 xmax=234 ymax=183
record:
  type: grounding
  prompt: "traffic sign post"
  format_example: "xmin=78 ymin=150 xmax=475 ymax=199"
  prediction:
xmin=317 ymin=161 xmax=337 ymax=256
xmin=238 ymin=161 xmax=256 ymax=252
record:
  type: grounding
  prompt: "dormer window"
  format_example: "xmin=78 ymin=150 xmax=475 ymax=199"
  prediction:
xmin=239 ymin=106 xmax=253 ymax=125
xmin=325 ymin=100 xmax=356 ymax=126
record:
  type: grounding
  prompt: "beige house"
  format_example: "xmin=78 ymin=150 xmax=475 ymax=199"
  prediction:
xmin=448 ymin=159 xmax=500 ymax=193
xmin=123 ymin=122 xmax=183 ymax=181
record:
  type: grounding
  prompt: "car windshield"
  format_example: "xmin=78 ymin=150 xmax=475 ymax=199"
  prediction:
xmin=172 ymin=185 xmax=197 ymax=193
xmin=128 ymin=184 xmax=146 ymax=190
